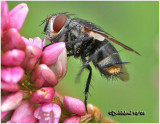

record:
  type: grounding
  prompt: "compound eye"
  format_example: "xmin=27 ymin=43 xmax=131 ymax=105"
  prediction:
xmin=53 ymin=14 xmax=67 ymax=32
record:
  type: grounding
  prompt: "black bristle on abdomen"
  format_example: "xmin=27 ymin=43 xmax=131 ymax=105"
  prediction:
xmin=91 ymin=39 xmax=129 ymax=81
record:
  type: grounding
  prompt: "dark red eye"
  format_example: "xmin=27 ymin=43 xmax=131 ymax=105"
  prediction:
xmin=53 ymin=14 xmax=67 ymax=32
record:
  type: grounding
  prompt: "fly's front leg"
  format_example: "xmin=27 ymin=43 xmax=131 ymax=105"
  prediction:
xmin=43 ymin=43 xmax=52 ymax=50
xmin=43 ymin=28 xmax=70 ymax=50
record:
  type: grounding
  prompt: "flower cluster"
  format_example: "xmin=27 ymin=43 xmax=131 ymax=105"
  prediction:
xmin=1 ymin=1 xmax=116 ymax=123
xmin=1 ymin=1 xmax=87 ymax=123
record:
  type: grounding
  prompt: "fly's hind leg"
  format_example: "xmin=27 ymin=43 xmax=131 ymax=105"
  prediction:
xmin=84 ymin=64 xmax=92 ymax=112
xmin=76 ymin=63 xmax=92 ymax=112
xmin=77 ymin=55 xmax=94 ymax=112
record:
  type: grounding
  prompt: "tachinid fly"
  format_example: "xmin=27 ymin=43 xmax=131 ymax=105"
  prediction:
xmin=43 ymin=13 xmax=141 ymax=111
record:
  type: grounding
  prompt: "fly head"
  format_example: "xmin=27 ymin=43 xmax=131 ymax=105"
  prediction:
xmin=44 ymin=13 xmax=71 ymax=42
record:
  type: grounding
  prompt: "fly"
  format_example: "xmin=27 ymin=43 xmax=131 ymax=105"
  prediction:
xmin=42 ymin=13 xmax=141 ymax=111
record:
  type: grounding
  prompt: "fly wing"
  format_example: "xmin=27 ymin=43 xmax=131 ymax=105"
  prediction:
xmin=84 ymin=26 xmax=141 ymax=56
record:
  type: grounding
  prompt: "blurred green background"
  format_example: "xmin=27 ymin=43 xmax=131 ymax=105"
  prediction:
xmin=8 ymin=1 xmax=159 ymax=123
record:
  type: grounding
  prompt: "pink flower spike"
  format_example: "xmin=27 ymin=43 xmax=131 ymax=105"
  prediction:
xmin=1 ymin=81 xmax=20 ymax=92
xmin=63 ymin=96 xmax=86 ymax=116
xmin=34 ymin=103 xmax=61 ymax=123
xmin=1 ymin=111 xmax=10 ymax=120
xmin=1 ymin=1 xmax=9 ymax=31
xmin=50 ymin=48 xmax=67 ymax=80
xmin=1 ymin=91 xmax=24 ymax=112
xmin=1 ymin=67 xmax=24 ymax=84
xmin=1 ymin=49 xmax=25 ymax=66
xmin=21 ymin=46 xmax=42 ymax=70
xmin=9 ymin=101 xmax=37 ymax=123
xmin=30 ymin=87 xmax=55 ymax=104
xmin=63 ymin=116 xmax=81 ymax=123
xmin=41 ymin=42 xmax=66 ymax=65
xmin=22 ymin=36 xmax=43 ymax=49
xmin=8 ymin=3 xmax=29 ymax=31
xmin=31 ymin=64 xmax=58 ymax=87
xmin=2 ymin=28 xmax=26 ymax=52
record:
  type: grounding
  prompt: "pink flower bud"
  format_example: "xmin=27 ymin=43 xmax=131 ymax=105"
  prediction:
xmin=50 ymin=48 xmax=67 ymax=80
xmin=1 ymin=111 xmax=10 ymax=120
xmin=34 ymin=103 xmax=61 ymax=123
xmin=21 ymin=46 xmax=42 ymax=70
xmin=9 ymin=101 xmax=37 ymax=123
xmin=41 ymin=42 xmax=67 ymax=80
xmin=8 ymin=3 xmax=29 ymax=31
xmin=1 ymin=49 xmax=25 ymax=66
xmin=1 ymin=91 xmax=24 ymax=112
xmin=22 ymin=37 xmax=43 ymax=49
xmin=1 ymin=81 xmax=20 ymax=92
xmin=2 ymin=28 xmax=26 ymax=52
xmin=63 ymin=116 xmax=81 ymax=123
xmin=1 ymin=67 xmax=24 ymax=84
xmin=30 ymin=87 xmax=55 ymax=104
xmin=63 ymin=96 xmax=86 ymax=116
xmin=31 ymin=64 xmax=58 ymax=87
xmin=1 ymin=1 xmax=9 ymax=31
xmin=41 ymin=42 xmax=66 ymax=65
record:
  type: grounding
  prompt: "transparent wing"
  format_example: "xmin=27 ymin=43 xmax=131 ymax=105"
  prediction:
xmin=84 ymin=26 xmax=141 ymax=56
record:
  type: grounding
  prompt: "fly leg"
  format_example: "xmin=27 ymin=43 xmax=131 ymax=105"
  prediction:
xmin=84 ymin=64 xmax=92 ymax=112
xmin=78 ymin=54 xmax=95 ymax=112
xmin=66 ymin=36 xmax=94 ymax=112
xmin=76 ymin=41 xmax=95 ymax=82
xmin=43 ymin=43 xmax=53 ymax=50
xmin=43 ymin=28 xmax=70 ymax=50
xmin=76 ymin=62 xmax=92 ymax=112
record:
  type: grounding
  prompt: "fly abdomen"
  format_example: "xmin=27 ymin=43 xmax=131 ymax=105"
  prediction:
xmin=92 ymin=40 xmax=129 ymax=81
